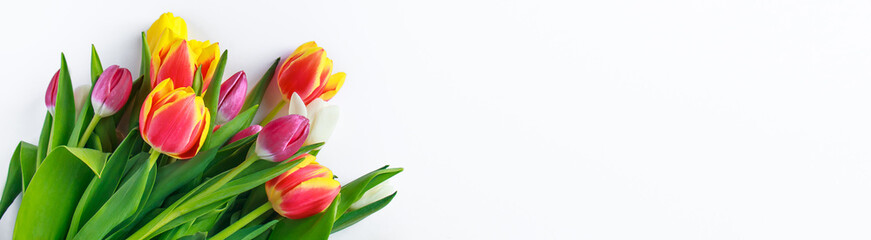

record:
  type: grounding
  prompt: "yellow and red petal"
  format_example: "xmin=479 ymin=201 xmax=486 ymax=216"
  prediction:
xmin=153 ymin=40 xmax=195 ymax=88
xmin=319 ymin=72 xmax=345 ymax=101
xmin=277 ymin=177 xmax=340 ymax=219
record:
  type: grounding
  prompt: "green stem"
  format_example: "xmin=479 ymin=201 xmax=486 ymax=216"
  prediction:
xmin=259 ymin=100 xmax=286 ymax=125
xmin=127 ymin=148 xmax=259 ymax=240
xmin=209 ymin=203 xmax=272 ymax=240
xmin=77 ymin=114 xmax=102 ymax=148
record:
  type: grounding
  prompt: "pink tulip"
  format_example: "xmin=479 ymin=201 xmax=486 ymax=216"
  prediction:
xmin=255 ymin=114 xmax=309 ymax=162
xmin=140 ymin=79 xmax=210 ymax=159
xmin=45 ymin=70 xmax=60 ymax=115
xmin=91 ymin=65 xmax=133 ymax=117
xmin=216 ymin=71 xmax=247 ymax=123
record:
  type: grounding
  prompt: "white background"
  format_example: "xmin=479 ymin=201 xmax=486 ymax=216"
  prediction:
xmin=2 ymin=0 xmax=871 ymax=239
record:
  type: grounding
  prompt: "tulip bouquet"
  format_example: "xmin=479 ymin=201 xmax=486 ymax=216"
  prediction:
xmin=0 ymin=13 xmax=401 ymax=240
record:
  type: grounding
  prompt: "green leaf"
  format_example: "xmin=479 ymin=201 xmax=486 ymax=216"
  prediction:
xmin=153 ymin=198 xmax=234 ymax=237
xmin=67 ymin=130 xmax=143 ymax=237
xmin=73 ymin=151 xmax=157 ymax=239
xmin=332 ymin=192 xmax=397 ymax=233
xmin=242 ymin=58 xmax=280 ymax=111
xmin=18 ymin=142 xmax=37 ymax=192
xmin=130 ymin=32 xmax=153 ymax=130
xmin=140 ymin=31 xmax=151 ymax=84
xmin=204 ymin=106 xmax=259 ymax=150
xmin=204 ymin=50 xmax=228 ymax=124
xmin=0 ymin=143 xmax=26 ymax=218
xmin=13 ymin=146 xmax=110 ymax=239
xmin=193 ymin=66 xmax=203 ymax=95
xmin=50 ymin=53 xmax=77 ymax=150
xmin=91 ymin=44 xmax=104 ymax=84
xmin=36 ymin=112 xmax=52 ymax=166
xmin=337 ymin=166 xmax=403 ymax=215
xmin=177 ymin=232 xmax=208 ymax=240
xmin=269 ymin=195 xmax=340 ymax=240
xmin=204 ymin=135 xmax=257 ymax=178
xmin=227 ymin=220 xmax=278 ymax=240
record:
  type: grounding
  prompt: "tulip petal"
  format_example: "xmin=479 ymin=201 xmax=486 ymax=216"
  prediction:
xmin=154 ymin=40 xmax=195 ymax=88
xmin=319 ymin=72 xmax=345 ymax=101
xmin=287 ymin=92 xmax=307 ymax=116
xmin=304 ymin=100 xmax=339 ymax=146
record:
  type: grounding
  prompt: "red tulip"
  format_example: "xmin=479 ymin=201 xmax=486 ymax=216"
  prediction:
xmin=140 ymin=79 xmax=210 ymax=159
xmin=275 ymin=41 xmax=345 ymax=104
xmin=265 ymin=158 xmax=340 ymax=219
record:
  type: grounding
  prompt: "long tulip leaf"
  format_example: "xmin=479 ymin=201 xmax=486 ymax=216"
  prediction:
xmin=332 ymin=192 xmax=397 ymax=233
xmin=336 ymin=167 xmax=403 ymax=216
xmin=13 ymin=146 xmax=109 ymax=239
xmin=68 ymin=130 xmax=143 ymax=237
xmin=242 ymin=58 xmax=279 ymax=111
xmin=50 ymin=54 xmax=77 ymax=150
xmin=0 ymin=143 xmax=24 ymax=218
xmin=73 ymin=151 xmax=156 ymax=240
xmin=36 ymin=112 xmax=52 ymax=165
xmin=204 ymin=50 xmax=228 ymax=124
xmin=17 ymin=142 xmax=37 ymax=192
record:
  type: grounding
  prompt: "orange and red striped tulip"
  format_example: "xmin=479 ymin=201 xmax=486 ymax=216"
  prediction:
xmin=140 ymin=79 xmax=210 ymax=159
xmin=265 ymin=157 xmax=341 ymax=219
xmin=275 ymin=41 xmax=346 ymax=104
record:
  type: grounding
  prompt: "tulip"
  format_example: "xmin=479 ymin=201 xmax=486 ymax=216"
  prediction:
xmin=91 ymin=65 xmax=133 ymax=117
xmin=146 ymin=12 xmax=187 ymax=50
xmin=348 ymin=181 xmax=395 ymax=211
xmin=45 ymin=70 xmax=59 ymax=115
xmin=74 ymin=85 xmax=90 ymax=116
xmin=265 ymin=159 xmax=341 ymax=219
xmin=255 ymin=114 xmax=310 ymax=162
xmin=216 ymin=71 xmax=248 ymax=123
xmin=287 ymin=93 xmax=339 ymax=147
xmin=275 ymin=41 xmax=346 ymax=104
xmin=140 ymin=79 xmax=210 ymax=159
xmin=150 ymin=37 xmax=220 ymax=90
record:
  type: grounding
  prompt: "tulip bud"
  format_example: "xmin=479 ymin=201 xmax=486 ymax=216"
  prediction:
xmin=303 ymin=99 xmax=339 ymax=146
xmin=265 ymin=159 xmax=341 ymax=219
xmin=140 ymin=79 xmax=210 ymax=159
xmin=255 ymin=114 xmax=310 ymax=162
xmin=348 ymin=180 xmax=395 ymax=211
xmin=275 ymin=41 xmax=346 ymax=104
xmin=91 ymin=65 xmax=133 ymax=117
xmin=229 ymin=125 xmax=262 ymax=143
xmin=216 ymin=71 xmax=248 ymax=123
xmin=45 ymin=70 xmax=59 ymax=115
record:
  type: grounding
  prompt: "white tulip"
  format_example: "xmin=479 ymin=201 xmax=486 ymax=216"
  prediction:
xmin=73 ymin=85 xmax=90 ymax=115
xmin=303 ymin=98 xmax=339 ymax=146
xmin=349 ymin=181 xmax=395 ymax=211
xmin=287 ymin=92 xmax=307 ymax=116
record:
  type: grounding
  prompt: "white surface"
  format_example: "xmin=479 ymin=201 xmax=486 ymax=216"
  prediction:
xmin=2 ymin=0 xmax=871 ymax=239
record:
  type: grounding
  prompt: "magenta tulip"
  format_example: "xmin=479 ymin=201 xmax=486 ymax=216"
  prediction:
xmin=255 ymin=115 xmax=310 ymax=162
xmin=91 ymin=65 xmax=133 ymax=117
xmin=216 ymin=71 xmax=247 ymax=123
xmin=45 ymin=70 xmax=60 ymax=115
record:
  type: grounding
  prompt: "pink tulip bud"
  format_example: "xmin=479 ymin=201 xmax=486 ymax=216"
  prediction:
xmin=91 ymin=65 xmax=133 ymax=117
xmin=255 ymin=114 xmax=310 ymax=162
xmin=265 ymin=158 xmax=341 ymax=219
xmin=216 ymin=71 xmax=247 ymax=123
xmin=229 ymin=125 xmax=262 ymax=143
xmin=45 ymin=70 xmax=60 ymax=115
